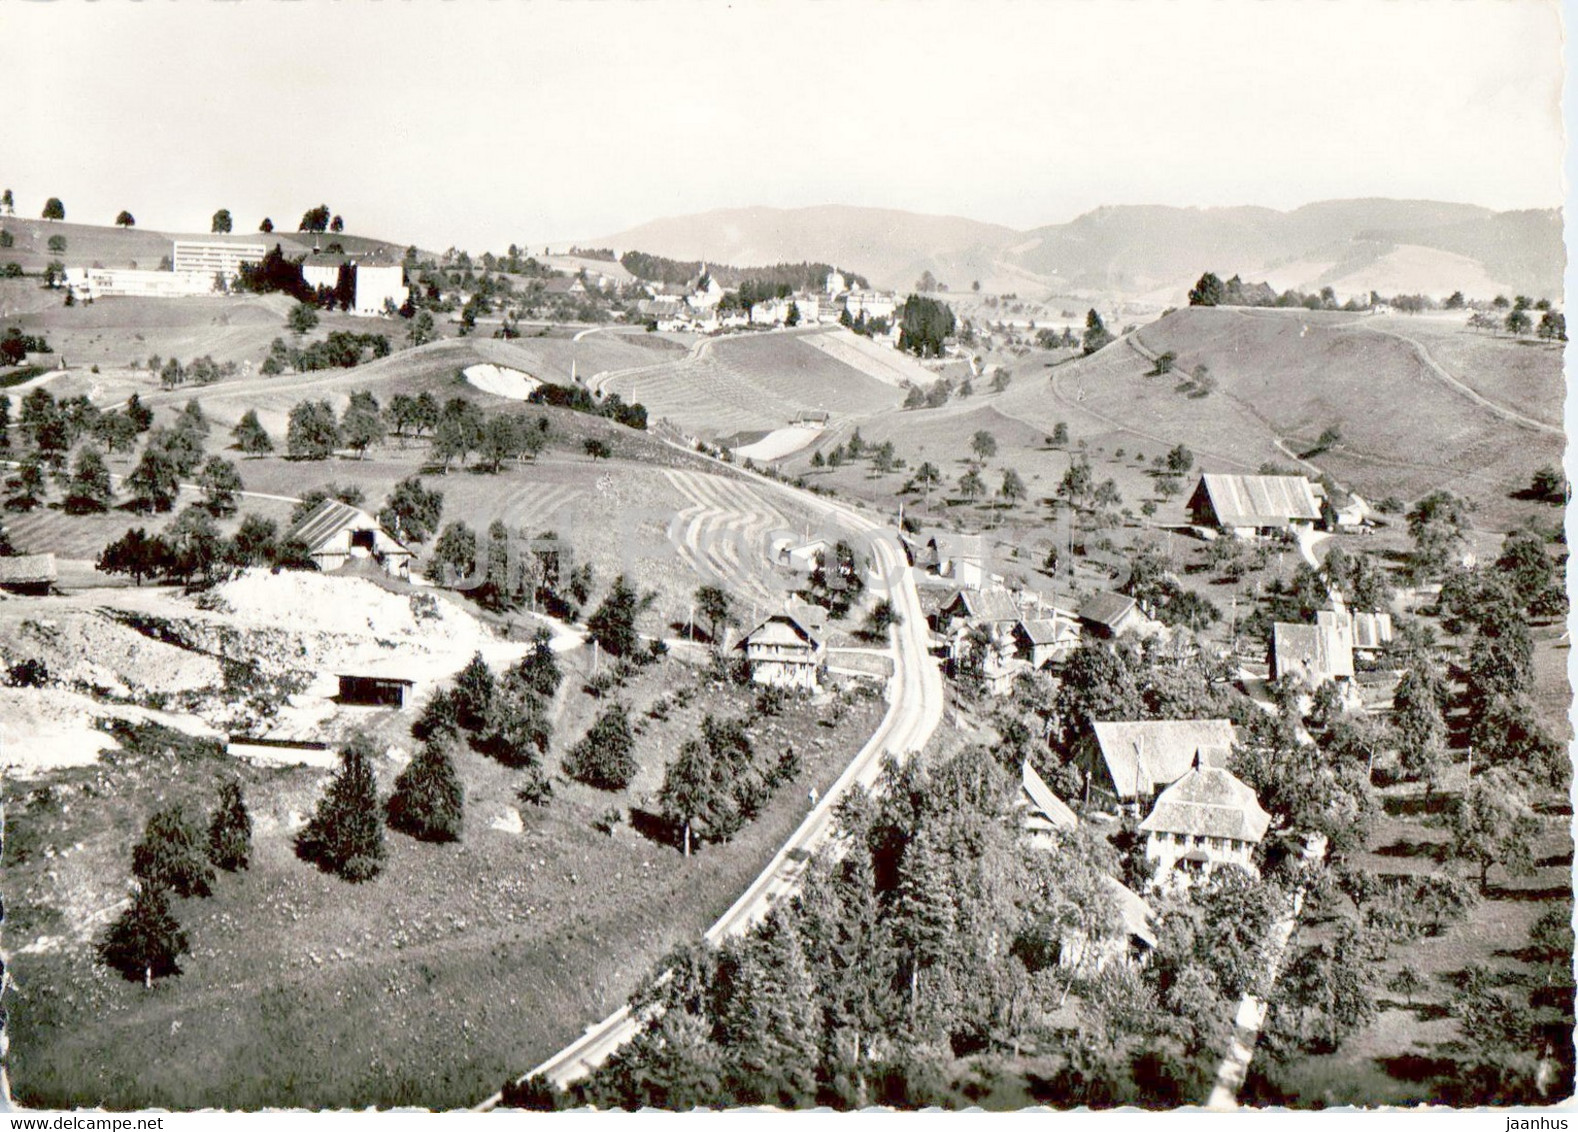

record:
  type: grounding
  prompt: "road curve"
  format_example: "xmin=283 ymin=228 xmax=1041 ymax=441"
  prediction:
xmin=476 ymin=460 xmax=944 ymax=1107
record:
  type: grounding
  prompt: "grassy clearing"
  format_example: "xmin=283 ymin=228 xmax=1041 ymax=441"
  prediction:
xmin=1363 ymin=314 xmax=1563 ymax=429
xmin=1130 ymin=307 xmax=1562 ymax=531
xmin=6 ymin=654 xmax=887 ymax=1109
xmin=602 ymin=329 xmax=905 ymax=438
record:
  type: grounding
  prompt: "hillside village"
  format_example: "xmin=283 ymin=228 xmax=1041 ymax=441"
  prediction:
xmin=0 ymin=176 xmax=1570 ymax=1115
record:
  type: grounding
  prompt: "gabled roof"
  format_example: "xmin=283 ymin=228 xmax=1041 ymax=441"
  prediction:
xmin=1078 ymin=591 xmax=1137 ymax=630
xmin=1140 ymin=764 xmax=1271 ymax=843
xmin=1351 ymin=610 xmax=1394 ymax=651
xmin=1272 ymin=617 xmax=1353 ymax=682
xmin=941 ymin=587 xmax=1020 ymax=624
xmin=1103 ymin=876 xmax=1157 ymax=948
xmin=1192 ymin=473 xmax=1321 ymax=528
xmin=285 ymin=499 xmax=408 ymax=556
xmin=0 ymin=552 xmax=57 ymax=585
xmin=1021 ymin=760 xmax=1078 ymax=832
xmin=1016 ymin=615 xmax=1079 ymax=646
xmin=1090 ymin=719 xmax=1237 ymax=800
xmin=739 ymin=602 xmax=827 ymax=650
xmin=930 ymin=533 xmax=986 ymax=561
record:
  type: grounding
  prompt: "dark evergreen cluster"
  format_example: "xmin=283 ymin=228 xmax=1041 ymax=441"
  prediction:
xmin=418 ymin=637 xmax=560 ymax=803
xmin=658 ymin=714 xmax=798 ymax=855
xmin=98 ymin=780 xmax=253 ymax=986
xmin=521 ymin=746 xmax=1284 ymax=1110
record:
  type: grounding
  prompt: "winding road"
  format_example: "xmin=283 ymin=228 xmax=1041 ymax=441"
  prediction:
xmin=474 ymin=459 xmax=944 ymax=1107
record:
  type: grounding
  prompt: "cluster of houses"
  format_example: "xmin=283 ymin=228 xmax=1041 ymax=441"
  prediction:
xmin=60 ymin=239 xmax=410 ymax=316
xmin=634 ymin=268 xmax=904 ymax=338
xmin=1017 ymin=715 xmax=1275 ymax=970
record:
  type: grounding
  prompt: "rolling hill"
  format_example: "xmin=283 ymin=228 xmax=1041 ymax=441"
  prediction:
xmin=593 ymin=199 xmax=1563 ymax=306
xmin=757 ymin=305 xmax=1562 ymax=541
xmin=0 ymin=219 xmax=411 ymax=272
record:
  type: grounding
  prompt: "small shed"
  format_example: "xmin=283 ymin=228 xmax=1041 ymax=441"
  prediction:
xmin=338 ymin=673 xmax=415 ymax=707
xmin=0 ymin=553 xmax=58 ymax=595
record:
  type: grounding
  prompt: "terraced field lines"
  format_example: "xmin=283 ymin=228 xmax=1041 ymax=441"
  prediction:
xmin=495 ymin=481 xmax=585 ymax=533
xmin=664 ymin=470 xmax=788 ymax=605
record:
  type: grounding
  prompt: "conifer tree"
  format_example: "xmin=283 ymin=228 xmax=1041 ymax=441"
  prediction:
xmin=451 ymin=651 xmax=497 ymax=732
xmin=387 ymin=739 xmax=464 ymax=842
xmin=719 ymin=910 xmax=821 ymax=1106
xmin=564 ymin=701 xmax=638 ymax=790
xmin=892 ymin=826 xmax=957 ymax=1015
xmin=132 ymin=804 xmax=216 ymax=898
xmin=479 ymin=685 xmax=551 ymax=768
xmin=297 ymin=733 xmax=385 ymax=881
xmin=207 ymin=779 xmax=253 ymax=871
xmin=98 ymin=882 xmax=189 ymax=987
xmin=514 ymin=627 xmax=562 ymax=699
xmin=660 ymin=736 xmax=734 ymax=856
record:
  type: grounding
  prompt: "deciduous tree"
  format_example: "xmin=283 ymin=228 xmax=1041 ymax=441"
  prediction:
xmin=231 ymin=409 xmax=274 ymax=455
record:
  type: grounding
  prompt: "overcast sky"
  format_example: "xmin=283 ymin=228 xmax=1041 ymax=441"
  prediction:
xmin=5 ymin=0 xmax=1564 ymax=251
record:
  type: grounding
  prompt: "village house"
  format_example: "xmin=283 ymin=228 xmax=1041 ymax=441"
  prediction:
xmin=1012 ymin=611 xmax=1082 ymax=669
xmin=1077 ymin=590 xmax=1147 ymax=639
xmin=542 ymin=275 xmax=589 ymax=298
xmin=1059 ymin=877 xmax=1158 ymax=973
xmin=0 ymin=553 xmax=58 ymax=596
xmin=935 ymin=587 xmax=1020 ymax=662
xmin=775 ymin=537 xmax=828 ymax=573
xmin=1080 ymin=718 xmax=1238 ymax=807
xmin=736 ymin=602 xmax=828 ymax=691
xmin=301 ymin=254 xmax=410 ymax=316
xmin=1019 ymin=759 xmax=1078 ymax=841
xmin=925 ymin=533 xmax=988 ymax=590
xmin=284 ymin=500 xmax=414 ymax=580
xmin=843 ymin=289 xmax=899 ymax=323
xmin=1350 ymin=608 xmax=1395 ymax=663
xmin=1139 ymin=758 xmax=1271 ymax=888
xmin=1270 ymin=613 xmax=1354 ymax=687
xmin=1187 ymin=473 xmax=1323 ymax=537
xmin=1317 ymin=484 xmax=1374 ymax=530
xmin=979 ymin=630 xmax=1031 ymax=696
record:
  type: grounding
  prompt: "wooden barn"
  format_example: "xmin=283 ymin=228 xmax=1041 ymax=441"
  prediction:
xmin=285 ymin=500 xmax=413 ymax=580
xmin=1187 ymin=473 xmax=1322 ymax=537
xmin=0 ymin=553 xmax=57 ymax=595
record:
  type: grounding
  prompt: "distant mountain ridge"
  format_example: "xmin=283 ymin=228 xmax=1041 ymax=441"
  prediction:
xmin=593 ymin=199 xmax=1563 ymax=304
